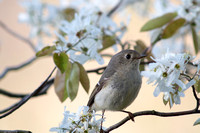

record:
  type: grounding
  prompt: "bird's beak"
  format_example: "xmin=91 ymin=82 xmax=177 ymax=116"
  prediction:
xmin=136 ymin=54 xmax=146 ymax=59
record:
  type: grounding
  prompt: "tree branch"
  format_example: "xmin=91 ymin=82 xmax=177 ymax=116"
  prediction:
xmin=0 ymin=130 xmax=31 ymax=133
xmin=0 ymin=102 xmax=18 ymax=114
xmin=0 ymin=67 xmax=56 ymax=119
xmin=104 ymin=83 xmax=200 ymax=132
xmin=192 ymin=85 xmax=200 ymax=111
xmin=86 ymin=66 xmax=106 ymax=74
xmin=107 ymin=0 xmax=123 ymax=17
xmin=0 ymin=20 xmax=36 ymax=52
xmin=0 ymin=65 xmax=106 ymax=99
xmin=0 ymin=78 xmax=54 ymax=98
xmin=0 ymin=57 xmax=37 ymax=80
xmin=104 ymin=109 xmax=200 ymax=133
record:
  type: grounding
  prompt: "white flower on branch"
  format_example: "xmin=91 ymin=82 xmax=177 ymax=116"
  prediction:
xmin=50 ymin=106 xmax=104 ymax=133
xmin=177 ymin=0 xmax=200 ymax=22
xmin=55 ymin=9 xmax=103 ymax=64
xmin=141 ymin=52 xmax=196 ymax=107
xmin=18 ymin=0 xmax=60 ymax=49
xmin=193 ymin=59 xmax=200 ymax=79
xmin=54 ymin=7 xmax=126 ymax=65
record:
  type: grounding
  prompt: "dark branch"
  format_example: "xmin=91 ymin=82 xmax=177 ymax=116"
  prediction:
xmin=0 ymin=67 xmax=56 ymax=119
xmin=140 ymin=61 xmax=155 ymax=65
xmin=104 ymin=84 xmax=200 ymax=132
xmin=86 ymin=66 xmax=106 ymax=74
xmin=192 ymin=85 xmax=200 ymax=111
xmin=104 ymin=109 xmax=200 ymax=133
xmin=0 ymin=57 xmax=37 ymax=80
xmin=0 ymin=102 xmax=18 ymax=114
xmin=0 ymin=66 xmax=105 ymax=99
xmin=0 ymin=130 xmax=31 ymax=133
xmin=85 ymin=61 xmax=155 ymax=75
xmin=107 ymin=0 xmax=123 ymax=17
xmin=0 ymin=20 xmax=36 ymax=52
xmin=0 ymin=78 xmax=54 ymax=98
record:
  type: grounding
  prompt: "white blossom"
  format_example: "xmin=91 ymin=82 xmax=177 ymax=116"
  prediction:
xmin=163 ymin=79 xmax=196 ymax=107
xmin=55 ymin=9 xmax=104 ymax=64
xmin=141 ymin=52 xmax=195 ymax=106
xmin=54 ymin=6 xmax=126 ymax=65
xmin=177 ymin=0 xmax=200 ymax=22
xmin=193 ymin=59 xmax=200 ymax=80
xmin=18 ymin=0 xmax=60 ymax=49
xmin=50 ymin=106 xmax=104 ymax=133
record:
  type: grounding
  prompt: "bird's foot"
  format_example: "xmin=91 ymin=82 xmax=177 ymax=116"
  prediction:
xmin=121 ymin=110 xmax=135 ymax=122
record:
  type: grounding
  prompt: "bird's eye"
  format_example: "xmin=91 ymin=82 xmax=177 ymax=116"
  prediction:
xmin=125 ymin=54 xmax=131 ymax=59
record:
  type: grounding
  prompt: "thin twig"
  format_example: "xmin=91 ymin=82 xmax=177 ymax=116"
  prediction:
xmin=140 ymin=61 xmax=155 ymax=65
xmin=0 ymin=78 xmax=54 ymax=98
xmin=86 ymin=66 xmax=107 ymax=74
xmin=0 ymin=130 xmax=31 ymax=133
xmin=0 ymin=67 xmax=56 ymax=119
xmin=107 ymin=0 xmax=123 ymax=17
xmin=104 ymin=109 xmax=200 ymax=133
xmin=192 ymin=85 xmax=200 ymax=111
xmin=0 ymin=79 xmax=54 ymax=114
xmin=0 ymin=57 xmax=37 ymax=80
xmin=0 ymin=65 xmax=106 ymax=100
xmin=188 ymin=61 xmax=197 ymax=67
xmin=0 ymin=20 xmax=36 ymax=52
xmin=0 ymin=102 xmax=18 ymax=114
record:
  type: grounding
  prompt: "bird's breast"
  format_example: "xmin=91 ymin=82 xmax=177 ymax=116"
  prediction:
xmin=92 ymin=70 xmax=142 ymax=111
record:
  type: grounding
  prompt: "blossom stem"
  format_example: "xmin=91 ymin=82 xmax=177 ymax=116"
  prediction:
xmin=107 ymin=0 xmax=123 ymax=17
xmin=151 ymin=33 xmax=162 ymax=46
xmin=65 ymin=36 xmax=87 ymax=53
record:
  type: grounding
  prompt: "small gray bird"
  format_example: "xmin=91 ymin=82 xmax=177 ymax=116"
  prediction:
xmin=87 ymin=50 xmax=144 ymax=115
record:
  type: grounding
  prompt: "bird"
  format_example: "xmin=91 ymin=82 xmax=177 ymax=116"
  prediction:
xmin=87 ymin=49 xmax=145 ymax=123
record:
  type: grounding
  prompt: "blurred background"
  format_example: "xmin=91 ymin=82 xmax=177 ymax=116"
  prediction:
xmin=0 ymin=0 xmax=200 ymax=133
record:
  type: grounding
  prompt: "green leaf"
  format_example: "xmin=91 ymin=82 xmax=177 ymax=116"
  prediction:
xmin=54 ymin=61 xmax=71 ymax=102
xmin=139 ymin=59 xmax=145 ymax=71
xmin=162 ymin=18 xmax=186 ymax=39
xmin=53 ymin=52 xmax=69 ymax=74
xmin=99 ymin=35 xmax=116 ymax=52
xmin=62 ymin=8 xmax=77 ymax=22
xmin=54 ymin=69 xmax=68 ymax=102
xmin=134 ymin=40 xmax=154 ymax=61
xmin=134 ymin=40 xmax=147 ymax=53
xmin=141 ymin=12 xmax=177 ymax=31
xmin=191 ymin=25 xmax=200 ymax=54
xmin=76 ymin=62 xmax=90 ymax=93
xmin=36 ymin=46 xmax=56 ymax=57
xmin=193 ymin=118 xmax=200 ymax=126
xmin=194 ymin=79 xmax=200 ymax=93
xmin=67 ymin=63 xmax=80 ymax=101
xmin=65 ymin=62 xmax=72 ymax=81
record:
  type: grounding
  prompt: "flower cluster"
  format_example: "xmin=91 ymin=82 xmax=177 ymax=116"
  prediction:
xmin=177 ymin=0 xmax=200 ymax=22
xmin=55 ymin=8 xmax=103 ymax=65
xmin=18 ymin=0 xmax=60 ymax=49
xmin=19 ymin=0 xmax=128 ymax=64
xmin=50 ymin=106 xmax=104 ymax=133
xmin=141 ymin=52 xmax=196 ymax=107
xmin=149 ymin=0 xmax=200 ymax=58
xmin=55 ymin=7 xmax=125 ymax=65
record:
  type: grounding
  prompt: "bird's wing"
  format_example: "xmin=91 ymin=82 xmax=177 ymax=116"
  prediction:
xmin=87 ymin=65 xmax=116 ymax=107
xmin=87 ymin=78 xmax=108 ymax=107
